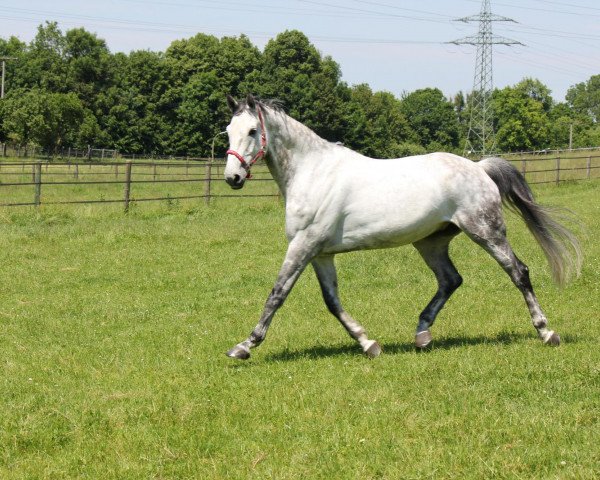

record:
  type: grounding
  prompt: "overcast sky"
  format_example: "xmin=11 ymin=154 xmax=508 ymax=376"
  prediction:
xmin=1 ymin=0 xmax=599 ymax=102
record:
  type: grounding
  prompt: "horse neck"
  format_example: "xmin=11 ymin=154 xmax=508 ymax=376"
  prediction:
xmin=264 ymin=109 xmax=329 ymax=196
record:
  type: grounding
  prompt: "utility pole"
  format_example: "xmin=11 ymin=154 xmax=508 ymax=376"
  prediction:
xmin=449 ymin=0 xmax=522 ymax=157
xmin=1 ymin=56 xmax=17 ymax=99
xmin=569 ymin=123 xmax=573 ymax=150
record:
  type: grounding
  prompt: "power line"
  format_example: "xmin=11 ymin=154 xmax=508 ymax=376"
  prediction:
xmin=295 ymin=0 xmax=451 ymax=24
xmin=464 ymin=0 xmax=600 ymax=18
xmin=0 ymin=11 xmax=442 ymax=47
xmin=120 ymin=0 xmax=391 ymax=20
xmin=530 ymin=0 xmax=600 ymax=12
xmin=347 ymin=0 xmax=453 ymax=19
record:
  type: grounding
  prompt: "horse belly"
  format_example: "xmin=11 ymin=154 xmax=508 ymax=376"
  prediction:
xmin=323 ymin=196 xmax=451 ymax=254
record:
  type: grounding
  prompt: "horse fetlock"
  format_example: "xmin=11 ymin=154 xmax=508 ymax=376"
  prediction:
xmin=533 ymin=317 xmax=548 ymax=329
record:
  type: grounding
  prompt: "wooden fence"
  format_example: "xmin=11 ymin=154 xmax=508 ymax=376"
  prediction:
xmin=0 ymin=159 xmax=279 ymax=210
xmin=0 ymin=153 xmax=599 ymax=210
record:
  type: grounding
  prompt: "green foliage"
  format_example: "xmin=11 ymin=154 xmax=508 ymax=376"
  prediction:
xmin=566 ymin=74 xmax=600 ymax=123
xmin=493 ymin=79 xmax=552 ymax=152
xmin=344 ymin=84 xmax=414 ymax=157
xmin=1 ymin=89 xmax=85 ymax=151
xmin=400 ymin=88 xmax=461 ymax=151
xmin=1 ymin=24 xmax=599 ymax=156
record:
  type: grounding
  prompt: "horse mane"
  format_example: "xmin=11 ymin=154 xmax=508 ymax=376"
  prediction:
xmin=233 ymin=97 xmax=286 ymax=116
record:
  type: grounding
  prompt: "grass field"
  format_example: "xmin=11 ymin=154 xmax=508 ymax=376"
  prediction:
xmin=1 ymin=179 xmax=599 ymax=479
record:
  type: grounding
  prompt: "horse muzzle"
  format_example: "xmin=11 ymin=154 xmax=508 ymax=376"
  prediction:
xmin=225 ymin=174 xmax=245 ymax=190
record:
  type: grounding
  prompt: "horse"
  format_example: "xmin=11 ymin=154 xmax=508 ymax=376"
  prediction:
xmin=222 ymin=94 xmax=582 ymax=360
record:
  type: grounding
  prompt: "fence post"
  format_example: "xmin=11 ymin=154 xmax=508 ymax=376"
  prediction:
xmin=153 ymin=163 xmax=157 ymax=181
xmin=124 ymin=161 xmax=132 ymax=213
xmin=34 ymin=162 xmax=42 ymax=207
xmin=204 ymin=160 xmax=212 ymax=205
xmin=74 ymin=162 xmax=79 ymax=180
xmin=587 ymin=155 xmax=592 ymax=179
xmin=555 ymin=155 xmax=561 ymax=186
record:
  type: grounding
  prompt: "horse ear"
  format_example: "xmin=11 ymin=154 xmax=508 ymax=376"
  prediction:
xmin=226 ymin=94 xmax=239 ymax=113
xmin=246 ymin=94 xmax=256 ymax=110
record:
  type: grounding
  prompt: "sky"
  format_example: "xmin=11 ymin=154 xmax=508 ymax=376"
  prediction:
xmin=1 ymin=0 xmax=599 ymax=102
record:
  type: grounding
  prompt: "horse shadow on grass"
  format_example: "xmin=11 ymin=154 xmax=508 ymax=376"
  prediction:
xmin=266 ymin=331 xmax=581 ymax=363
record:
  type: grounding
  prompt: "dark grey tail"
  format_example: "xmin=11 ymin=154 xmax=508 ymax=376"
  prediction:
xmin=479 ymin=157 xmax=582 ymax=286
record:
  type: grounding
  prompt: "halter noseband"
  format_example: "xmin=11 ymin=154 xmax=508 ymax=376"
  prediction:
xmin=226 ymin=106 xmax=267 ymax=179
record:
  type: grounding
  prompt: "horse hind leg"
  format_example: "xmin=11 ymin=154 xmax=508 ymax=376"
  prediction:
xmin=312 ymin=255 xmax=381 ymax=358
xmin=412 ymin=225 xmax=463 ymax=349
xmin=457 ymin=210 xmax=560 ymax=346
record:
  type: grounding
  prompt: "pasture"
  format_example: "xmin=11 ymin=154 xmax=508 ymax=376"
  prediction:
xmin=1 ymin=179 xmax=599 ymax=478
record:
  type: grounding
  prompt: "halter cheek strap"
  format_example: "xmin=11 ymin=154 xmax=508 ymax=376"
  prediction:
xmin=226 ymin=106 xmax=267 ymax=179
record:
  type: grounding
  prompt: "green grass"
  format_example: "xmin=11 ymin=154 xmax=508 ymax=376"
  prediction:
xmin=1 ymin=180 xmax=599 ymax=479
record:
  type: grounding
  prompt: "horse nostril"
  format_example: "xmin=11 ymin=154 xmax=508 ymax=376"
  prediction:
xmin=233 ymin=174 xmax=241 ymax=184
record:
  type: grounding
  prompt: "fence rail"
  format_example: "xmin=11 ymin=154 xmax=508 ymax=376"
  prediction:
xmin=1 ymin=153 xmax=599 ymax=210
xmin=0 ymin=159 xmax=279 ymax=209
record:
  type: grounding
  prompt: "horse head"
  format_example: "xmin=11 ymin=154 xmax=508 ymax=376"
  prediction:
xmin=224 ymin=94 xmax=267 ymax=189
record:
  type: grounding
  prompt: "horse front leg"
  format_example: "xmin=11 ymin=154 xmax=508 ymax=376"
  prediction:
xmin=226 ymin=236 xmax=318 ymax=360
xmin=312 ymin=255 xmax=381 ymax=358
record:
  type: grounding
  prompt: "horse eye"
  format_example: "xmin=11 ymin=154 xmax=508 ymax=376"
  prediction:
xmin=249 ymin=128 xmax=257 ymax=136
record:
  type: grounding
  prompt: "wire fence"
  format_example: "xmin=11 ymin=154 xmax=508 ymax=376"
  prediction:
xmin=0 ymin=159 xmax=279 ymax=210
xmin=0 ymin=152 xmax=599 ymax=210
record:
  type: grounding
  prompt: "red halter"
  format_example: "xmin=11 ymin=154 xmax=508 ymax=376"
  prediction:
xmin=226 ymin=106 xmax=267 ymax=179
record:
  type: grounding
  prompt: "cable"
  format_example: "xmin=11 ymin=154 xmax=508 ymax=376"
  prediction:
xmin=529 ymin=0 xmax=600 ymax=13
xmin=347 ymin=0 xmax=453 ymax=19
xmin=295 ymin=0 xmax=451 ymax=24
xmin=463 ymin=0 xmax=600 ymax=18
xmin=119 ymin=0 xmax=390 ymax=20
xmin=0 ymin=12 xmax=442 ymax=46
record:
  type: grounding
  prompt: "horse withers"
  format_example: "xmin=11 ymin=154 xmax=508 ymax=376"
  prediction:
xmin=223 ymin=94 xmax=582 ymax=360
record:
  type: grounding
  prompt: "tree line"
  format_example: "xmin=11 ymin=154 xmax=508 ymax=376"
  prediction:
xmin=1 ymin=22 xmax=599 ymax=158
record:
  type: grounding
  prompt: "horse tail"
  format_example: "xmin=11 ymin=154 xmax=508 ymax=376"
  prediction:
xmin=479 ymin=157 xmax=583 ymax=287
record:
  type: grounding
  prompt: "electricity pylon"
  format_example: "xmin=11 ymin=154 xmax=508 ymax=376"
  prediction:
xmin=449 ymin=0 xmax=522 ymax=157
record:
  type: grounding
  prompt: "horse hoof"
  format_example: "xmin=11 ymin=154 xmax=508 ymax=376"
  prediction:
xmin=415 ymin=330 xmax=433 ymax=350
xmin=226 ymin=344 xmax=251 ymax=360
xmin=364 ymin=340 xmax=382 ymax=359
xmin=543 ymin=331 xmax=560 ymax=347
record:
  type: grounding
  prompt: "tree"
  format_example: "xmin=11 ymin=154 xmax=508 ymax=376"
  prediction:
xmin=566 ymin=74 xmax=600 ymax=123
xmin=64 ymin=28 xmax=114 ymax=109
xmin=344 ymin=84 xmax=415 ymax=157
xmin=493 ymin=79 xmax=552 ymax=152
xmin=258 ymin=30 xmax=347 ymax=141
xmin=400 ymin=88 xmax=461 ymax=151
xmin=2 ymin=89 xmax=85 ymax=151
xmin=15 ymin=22 xmax=69 ymax=93
xmin=172 ymin=71 xmax=225 ymax=155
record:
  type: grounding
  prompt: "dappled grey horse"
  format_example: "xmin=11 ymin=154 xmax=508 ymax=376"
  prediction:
xmin=223 ymin=94 xmax=582 ymax=360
